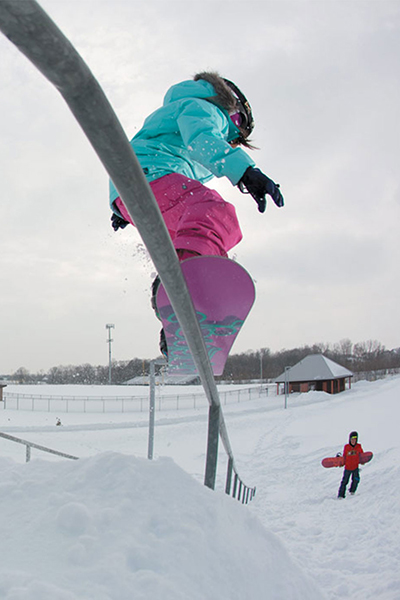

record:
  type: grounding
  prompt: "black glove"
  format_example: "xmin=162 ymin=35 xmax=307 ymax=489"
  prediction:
xmin=111 ymin=212 xmax=130 ymax=231
xmin=238 ymin=167 xmax=284 ymax=213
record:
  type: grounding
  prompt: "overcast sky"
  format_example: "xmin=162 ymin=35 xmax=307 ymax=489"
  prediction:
xmin=0 ymin=0 xmax=399 ymax=374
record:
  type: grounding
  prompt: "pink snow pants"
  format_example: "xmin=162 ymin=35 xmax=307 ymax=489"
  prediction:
xmin=115 ymin=173 xmax=242 ymax=257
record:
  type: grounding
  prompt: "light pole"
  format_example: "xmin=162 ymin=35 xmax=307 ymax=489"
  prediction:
xmin=284 ymin=366 xmax=290 ymax=409
xmin=105 ymin=324 xmax=115 ymax=384
xmin=148 ymin=357 xmax=167 ymax=460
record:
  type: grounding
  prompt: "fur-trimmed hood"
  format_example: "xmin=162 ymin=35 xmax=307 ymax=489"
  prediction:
xmin=162 ymin=71 xmax=254 ymax=146
xmin=162 ymin=72 xmax=236 ymax=113
xmin=193 ymin=71 xmax=238 ymax=112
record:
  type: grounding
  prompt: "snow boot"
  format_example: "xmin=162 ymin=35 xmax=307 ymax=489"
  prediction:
xmin=151 ymin=277 xmax=168 ymax=358
xmin=151 ymin=275 xmax=161 ymax=321
xmin=159 ymin=328 xmax=168 ymax=360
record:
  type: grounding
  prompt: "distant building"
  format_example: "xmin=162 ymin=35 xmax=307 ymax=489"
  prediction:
xmin=274 ymin=354 xmax=353 ymax=395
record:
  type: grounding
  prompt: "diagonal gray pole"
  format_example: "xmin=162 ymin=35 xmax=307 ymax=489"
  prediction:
xmin=0 ymin=0 xmax=239 ymax=489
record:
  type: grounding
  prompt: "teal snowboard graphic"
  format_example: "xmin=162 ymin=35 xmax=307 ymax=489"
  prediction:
xmin=156 ymin=256 xmax=255 ymax=376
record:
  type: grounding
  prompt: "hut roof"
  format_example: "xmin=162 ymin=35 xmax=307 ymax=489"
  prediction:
xmin=274 ymin=354 xmax=353 ymax=383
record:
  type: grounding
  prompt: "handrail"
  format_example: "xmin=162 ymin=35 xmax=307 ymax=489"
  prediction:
xmin=0 ymin=0 xmax=255 ymax=499
xmin=0 ymin=431 xmax=78 ymax=463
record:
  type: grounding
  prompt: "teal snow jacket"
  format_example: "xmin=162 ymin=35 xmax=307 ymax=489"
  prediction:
xmin=109 ymin=78 xmax=255 ymax=207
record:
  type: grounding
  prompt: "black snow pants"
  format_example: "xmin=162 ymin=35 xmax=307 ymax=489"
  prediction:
xmin=338 ymin=468 xmax=360 ymax=498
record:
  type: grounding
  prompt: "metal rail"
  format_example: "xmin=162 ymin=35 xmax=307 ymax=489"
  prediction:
xmin=0 ymin=0 xmax=255 ymax=498
xmin=0 ymin=431 xmax=78 ymax=463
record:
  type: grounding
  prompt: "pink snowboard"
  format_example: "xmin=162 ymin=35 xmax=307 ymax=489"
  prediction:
xmin=156 ymin=256 xmax=255 ymax=376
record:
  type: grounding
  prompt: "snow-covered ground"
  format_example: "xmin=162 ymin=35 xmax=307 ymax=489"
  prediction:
xmin=0 ymin=376 xmax=399 ymax=599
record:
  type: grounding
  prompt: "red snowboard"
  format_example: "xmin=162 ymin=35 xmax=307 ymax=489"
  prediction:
xmin=156 ymin=256 xmax=255 ymax=376
xmin=321 ymin=451 xmax=373 ymax=468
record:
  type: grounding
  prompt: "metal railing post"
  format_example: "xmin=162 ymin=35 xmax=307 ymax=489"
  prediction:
xmin=148 ymin=360 xmax=156 ymax=460
xmin=233 ymin=474 xmax=239 ymax=499
xmin=204 ymin=403 xmax=220 ymax=489
xmin=225 ymin=457 xmax=234 ymax=495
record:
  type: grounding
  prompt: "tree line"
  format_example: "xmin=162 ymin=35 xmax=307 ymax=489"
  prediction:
xmin=223 ymin=339 xmax=400 ymax=381
xmin=10 ymin=358 xmax=147 ymax=385
xmin=7 ymin=339 xmax=400 ymax=385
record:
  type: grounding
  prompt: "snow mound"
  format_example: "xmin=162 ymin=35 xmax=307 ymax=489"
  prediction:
xmin=0 ymin=453 xmax=322 ymax=599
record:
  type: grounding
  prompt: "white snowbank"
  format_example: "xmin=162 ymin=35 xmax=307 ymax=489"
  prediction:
xmin=0 ymin=453 xmax=320 ymax=600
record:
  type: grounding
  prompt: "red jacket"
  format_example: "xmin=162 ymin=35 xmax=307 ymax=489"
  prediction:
xmin=343 ymin=442 xmax=364 ymax=470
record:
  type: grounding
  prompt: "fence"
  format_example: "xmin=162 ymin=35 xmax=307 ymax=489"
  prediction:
xmin=2 ymin=385 xmax=274 ymax=414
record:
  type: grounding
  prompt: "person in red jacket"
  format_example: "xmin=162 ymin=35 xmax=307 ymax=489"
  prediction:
xmin=338 ymin=431 xmax=364 ymax=498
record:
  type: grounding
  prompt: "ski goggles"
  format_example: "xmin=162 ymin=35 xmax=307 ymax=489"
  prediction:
xmin=224 ymin=78 xmax=254 ymax=137
xmin=230 ymin=111 xmax=243 ymax=128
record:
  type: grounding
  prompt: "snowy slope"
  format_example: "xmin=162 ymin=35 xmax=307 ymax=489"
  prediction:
xmin=0 ymin=377 xmax=399 ymax=599
xmin=224 ymin=378 xmax=400 ymax=600
xmin=0 ymin=454 xmax=321 ymax=600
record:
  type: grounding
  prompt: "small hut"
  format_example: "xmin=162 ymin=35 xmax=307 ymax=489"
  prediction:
xmin=0 ymin=382 xmax=7 ymax=402
xmin=274 ymin=354 xmax=353 ymax=395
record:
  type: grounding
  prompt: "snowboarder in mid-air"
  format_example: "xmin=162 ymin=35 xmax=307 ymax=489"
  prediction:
xmin=109 ymin=71 xmax=284 ymax=356
xmin=338 ymin=431 xmax=364 ymax=498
